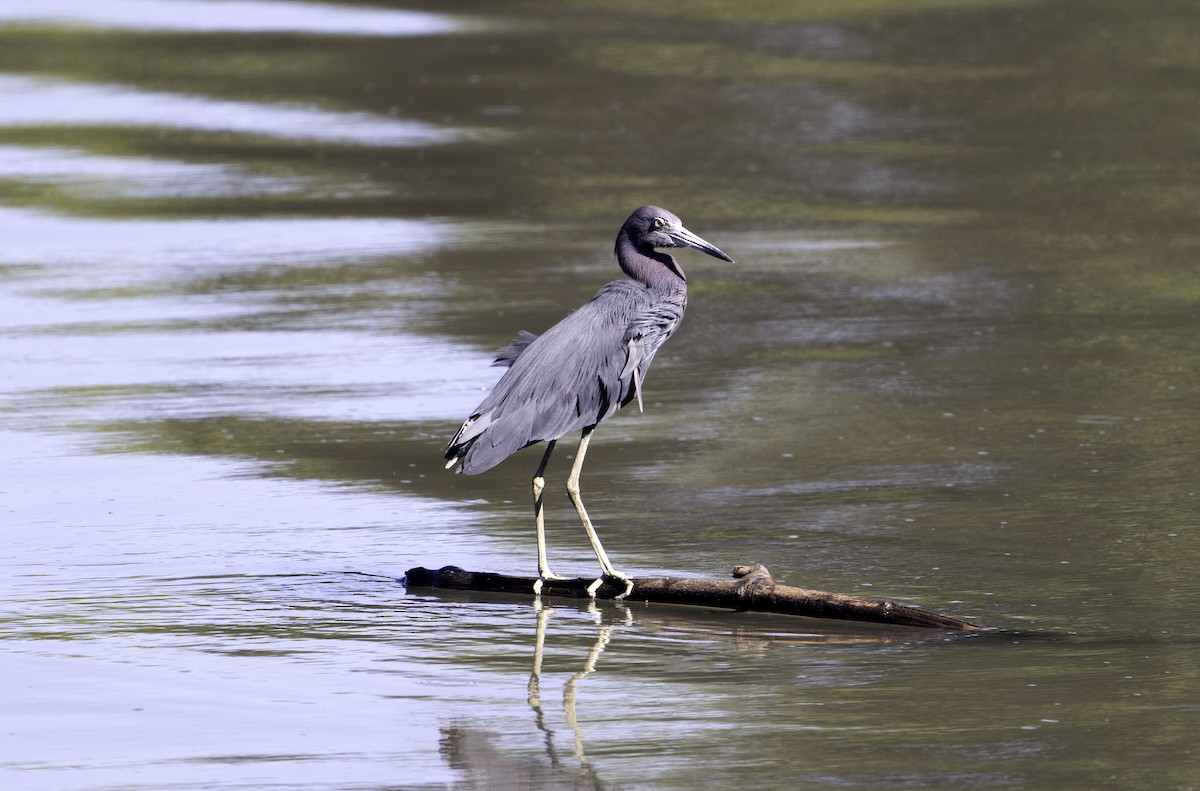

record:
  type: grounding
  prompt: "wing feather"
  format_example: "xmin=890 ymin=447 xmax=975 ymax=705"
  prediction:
xmin=446 ymin=279 xmax=684 ymax=474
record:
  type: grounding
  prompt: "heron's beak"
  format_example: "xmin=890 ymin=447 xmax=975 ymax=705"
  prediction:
xmin=668 ymin=225 xmax=734 ymax=263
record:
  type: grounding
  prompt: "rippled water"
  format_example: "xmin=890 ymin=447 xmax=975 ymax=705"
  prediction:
xmin=3 ymin=1 xmax=1199 ymax=789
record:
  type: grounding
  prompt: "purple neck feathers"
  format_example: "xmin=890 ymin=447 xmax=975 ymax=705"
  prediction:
xmin=614 ymin=232 xmax=687 ymax=294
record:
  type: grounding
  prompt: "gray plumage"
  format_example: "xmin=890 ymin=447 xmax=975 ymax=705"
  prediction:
xmin=445 ymin=206 xmax=730 ymax=474
xmin=443 ymin=206 xmax=732 ymax=597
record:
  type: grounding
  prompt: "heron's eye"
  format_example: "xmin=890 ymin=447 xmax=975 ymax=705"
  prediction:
xmin=652 ymin=217 xmax=665 ymax=230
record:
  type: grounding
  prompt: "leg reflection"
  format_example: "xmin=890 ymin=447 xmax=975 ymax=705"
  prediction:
xmin=526 ymin=599 xmax=559 ymax=763
xmin=564 ymin=611 xmax=614 ymax=767
xmin=526 ymin=600 xmax=629 ymax=775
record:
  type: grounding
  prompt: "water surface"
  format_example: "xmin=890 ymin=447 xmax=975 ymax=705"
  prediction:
xmin=3 ymin=1 xmax=1199 ymax=789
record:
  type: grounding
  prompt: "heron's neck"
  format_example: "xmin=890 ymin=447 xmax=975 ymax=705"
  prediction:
xmin=614 ymin=233 xmax=686 ymax=296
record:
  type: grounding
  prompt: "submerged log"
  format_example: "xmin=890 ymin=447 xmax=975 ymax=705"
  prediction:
xmin=404 ymin=563 xmax=982 ymax=631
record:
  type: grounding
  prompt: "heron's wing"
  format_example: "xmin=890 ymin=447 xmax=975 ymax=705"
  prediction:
xmin=447 ymin=279 xmax=686 ymax=475
xmin=502 ymin=281 xmax=653 ymax=430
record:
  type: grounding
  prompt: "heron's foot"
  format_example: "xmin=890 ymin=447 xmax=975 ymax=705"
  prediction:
xmin=532 ymin=570 xmax=570 ymax=596
xmin=586 ymin=570 xmax=634 ymax=600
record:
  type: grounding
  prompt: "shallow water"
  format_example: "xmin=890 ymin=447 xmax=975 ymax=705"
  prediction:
xmin=3 ymin=1 xmax=1199 ymax=789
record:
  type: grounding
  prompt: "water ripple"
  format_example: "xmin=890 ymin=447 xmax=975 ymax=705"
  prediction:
xmin=0 ymin=144 xmax=304 ymax=198
xmin=0 ymin=0 xmax=466 ymax=36
xmin=0 ymin=206 xmax=454 ymax=272
xmin=0 ymin=75 xmax=489 ymax=146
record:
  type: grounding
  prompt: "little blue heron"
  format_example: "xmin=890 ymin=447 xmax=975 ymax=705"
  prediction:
xmin=445 ymin=206 xmax=733 ymax=598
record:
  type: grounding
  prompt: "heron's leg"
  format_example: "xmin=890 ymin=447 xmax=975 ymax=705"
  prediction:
xmin=565 ymin=427 xmax=633 ymax=599
xmin=533 ymin=440 xmax=567 ymax=595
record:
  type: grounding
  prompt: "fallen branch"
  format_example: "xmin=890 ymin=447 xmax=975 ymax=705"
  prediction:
xmin=403 ymin=563 xmax=982 ymax=631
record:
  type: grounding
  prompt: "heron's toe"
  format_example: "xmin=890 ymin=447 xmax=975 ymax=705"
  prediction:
xmin=586 ymin=571 xmax=634 ymax=599
xmin=533 ymin=571 xmax=570 ymax=595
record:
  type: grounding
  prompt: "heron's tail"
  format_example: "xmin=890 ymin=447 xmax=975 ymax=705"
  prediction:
xmin=444 ymin=413 xmax=485 ymax=474
xmin=445 ymin=403 xmax=538 ymax=475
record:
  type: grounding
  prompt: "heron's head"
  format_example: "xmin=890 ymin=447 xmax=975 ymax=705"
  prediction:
xmin=625 ymin=205 xmax=734 ymax=263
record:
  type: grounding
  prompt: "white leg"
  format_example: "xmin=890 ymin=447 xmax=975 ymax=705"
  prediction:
xmin=566 ymin=427 xmax=633 ymax=599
